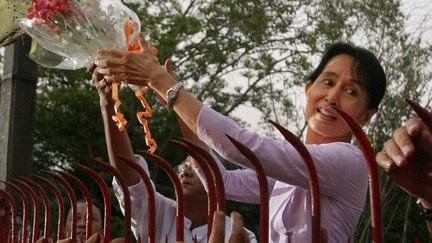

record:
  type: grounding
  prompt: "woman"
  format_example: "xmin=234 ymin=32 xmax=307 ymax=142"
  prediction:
xmin=94 ymin=35 xmax=386 ymax=242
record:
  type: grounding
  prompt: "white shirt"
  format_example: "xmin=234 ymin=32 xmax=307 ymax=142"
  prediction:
xmin=112 ymin=155 xmax=257 ymax=243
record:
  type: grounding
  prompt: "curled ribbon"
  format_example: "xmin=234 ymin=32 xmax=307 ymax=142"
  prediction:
xmin=135 ymin=87 xmax=157 ymax=154
xmin=110 ymin=19 xmax=157 ymax=153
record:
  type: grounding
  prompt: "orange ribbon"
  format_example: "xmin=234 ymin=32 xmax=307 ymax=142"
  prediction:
xmin=111 ymin=20 xmax=157 ymax=153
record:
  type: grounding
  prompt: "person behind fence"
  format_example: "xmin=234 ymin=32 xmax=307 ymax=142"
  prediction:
xmin=63 ymin=199 xmax=104 ymax=242
xmin=94 ymin=37 xmax=386 ymax=242
xmin=376 ymin=115 xmax=432 ymax=236
xmin=91 ymin=69 xmax=257 ymax=243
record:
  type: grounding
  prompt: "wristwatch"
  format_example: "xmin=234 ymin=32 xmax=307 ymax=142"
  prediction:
xmin=417 ymin=199 xmax=432 ymax=221
xmin=166 ymin=82 xmax=184 ymax=109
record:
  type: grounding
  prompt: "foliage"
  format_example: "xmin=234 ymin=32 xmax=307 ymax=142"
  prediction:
xmin=2 ymin=0 xmax=429 ymax=240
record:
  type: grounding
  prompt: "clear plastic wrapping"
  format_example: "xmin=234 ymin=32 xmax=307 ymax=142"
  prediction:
xmin=18 ymin=0 xmax=141 ymax=70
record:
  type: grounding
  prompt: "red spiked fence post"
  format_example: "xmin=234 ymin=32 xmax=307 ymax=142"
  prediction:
xmin=225 ymin=135 xmax=269 ymax=243
xmin=2 ymin=181 xmax=30 ymax=243
xmin=178 ymin=138 xmax=226 ymax=212
xmin=168 ymin=139 xmax=216 ymax=240
xmin=43 ymin=171 xmax=78 ymax=243
xmin=35 ymin=176 xmax=65 ymax=241
xmin=73 ymin=164 xmax=111 ymax=243
xmin=57 ymin=171 xmax=93 ymax=241
xmin=0 ymin=189 xmax=17 ymax=243
xmin=269 ymin=120 xmax=322 ymax=242
xmin=11 ymin=179 xmax=40 ymax=243
xmin=138 ymin=151 xmax=185 ymax=243
xmin=114 ymin=153 xmax=157 ymax=243
xmin=20 ymin=177 xmax=51 ymax=243
xmin=334 ymin=108 xmax=383 ymax=243
xmin=90 ymin=158 xmax=133 ymax=243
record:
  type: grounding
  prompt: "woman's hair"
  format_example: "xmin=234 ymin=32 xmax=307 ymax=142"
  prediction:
xmin=307 ymin=43 xmax=386 ymax=109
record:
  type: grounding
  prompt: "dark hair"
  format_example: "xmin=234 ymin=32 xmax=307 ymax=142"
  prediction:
xmin=307 ymin=43 xmax=386 ymax=109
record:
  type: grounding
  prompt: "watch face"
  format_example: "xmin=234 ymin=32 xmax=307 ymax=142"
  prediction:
xmin=167 ymin=90 xmax=176 ymax=99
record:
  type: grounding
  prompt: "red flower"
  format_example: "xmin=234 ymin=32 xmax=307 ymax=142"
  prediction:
xmin=26 ymin=0 xmax=70 ymax=20
xmin=50 ymin=0 xmax=70 ymax=12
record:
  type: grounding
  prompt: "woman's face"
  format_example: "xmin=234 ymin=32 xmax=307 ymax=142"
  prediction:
xmin=305 ymin=54 xmax=376 ymax=143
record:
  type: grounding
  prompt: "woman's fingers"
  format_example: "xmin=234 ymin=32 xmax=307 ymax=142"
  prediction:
xmin=165 ymin=58 xmax=174 ymax=77
xmin=150 ymin=47 xmax=158 ymax=56
xmin=138 ymin=33 xmax=149 ymax=51
xmin=104 ymin=75 xmax=148 ymax=86
xmin=393 ymin=126 xmax=415 ymax=158
xmin=230 ymin=212 xmax=244 ymax=230
xmin=92 ymin=70 xmax=108 ymax=86
xmin=87 ymin=63 xmax=97 ymax=73
xmin=209 ymin=211 xmax=226 ymax=243
xmin=95 ymin=58 xmax=125 ymax=68
xmin=407 ymin=118 xmax=432 ymax=153
xmin=229 ymin=211 xmax=249 ymax=243
xmin=96 ymin=63 xmax=146 ymax=76
xmin=94 ymin=33 xmax=165 ymax=88
xmin=95 ymin=76 xmax=113 ymax=91
xmin=96 ymin=67 xmax=127 ymax=75
xmin=383 ymin=138 xmax=406 ymax=167
xmin=98 ymin=49 xmax=128 ymax=58
xmin=376 ymin=151 xmax=394 ymax=172
xmin=137 ymin=32 xmax=158 ymax=56
xmin=97 ymin=67 xmax=150 ymax=79
xmin=406 ymin=117 xmax=424 ymax=136
xmin=377 ymin=118 xmax=432 ymax=171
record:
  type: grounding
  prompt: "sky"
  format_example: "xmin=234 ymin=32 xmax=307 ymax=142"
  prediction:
xmin=402 ymin=0 xmax=432 ymax=42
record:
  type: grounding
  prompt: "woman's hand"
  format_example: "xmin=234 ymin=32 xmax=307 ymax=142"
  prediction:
xmin=376 ymin=117 xmax=432 ymax=203
xmin=91 ymin=66 xmax=115 ymax=107
xmin=95 ymin=33 xmax=174 ymax=91
xmin=209 ymin=211 xmax=249 ymax=243
xmin=97 ymin=32 xmax=203 ymax=134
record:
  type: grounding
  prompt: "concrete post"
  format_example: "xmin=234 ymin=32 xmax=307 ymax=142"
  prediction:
xmin=0 ymin=35 xmax=37 ymax=182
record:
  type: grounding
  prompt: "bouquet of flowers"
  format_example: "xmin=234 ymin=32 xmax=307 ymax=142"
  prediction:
xmin=17 ymin=0 xmax=140 ymax=69
xmin=16 ymin=0 xmax=157 ymax=153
